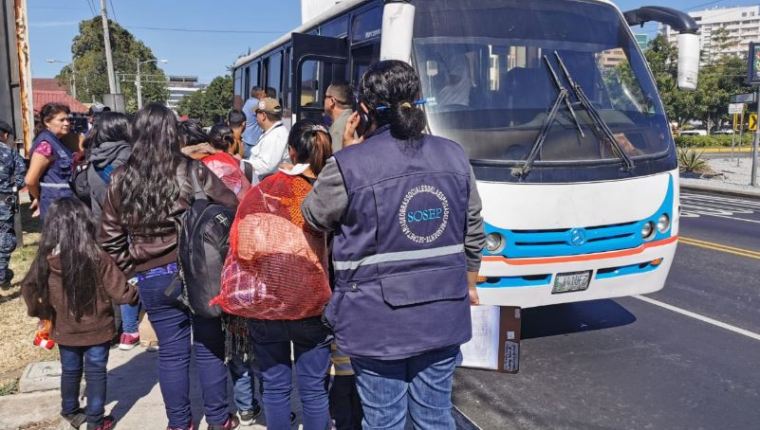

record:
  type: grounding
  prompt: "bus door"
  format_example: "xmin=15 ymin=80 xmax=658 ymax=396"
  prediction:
xmin=291 ymin=32 xmax=348 ymax=123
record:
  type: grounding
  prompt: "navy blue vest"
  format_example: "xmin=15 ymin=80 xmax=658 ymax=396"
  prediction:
xmin=326 ymin=126 xmax=472 ymax=360
xmin=30 ymin=130 xmax=74 ymax=218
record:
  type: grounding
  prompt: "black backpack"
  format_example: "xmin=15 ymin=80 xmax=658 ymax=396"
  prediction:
xmin=176 ymin=163 xmax=235 ymax=318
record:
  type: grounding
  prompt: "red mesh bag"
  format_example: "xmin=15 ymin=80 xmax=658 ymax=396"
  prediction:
xmin=211 ymin=171 xmax=330 ymax=320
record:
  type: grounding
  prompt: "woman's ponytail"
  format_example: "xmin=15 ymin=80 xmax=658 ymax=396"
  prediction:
xmin=389 ymin=101 xmax=426 ymax=141
xmin=287 ymin=121 xmax=333 ymax=176
xmin=359 ymin=60 xmax=427 ymax=141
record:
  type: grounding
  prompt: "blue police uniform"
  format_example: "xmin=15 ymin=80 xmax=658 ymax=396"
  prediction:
xmin=30 ymin=130 xmax=74 ymax=219
xmin=0 ymin=140 xmax=27 ymax=285
xmin=324 ymin=126 xmax=474 ymax=360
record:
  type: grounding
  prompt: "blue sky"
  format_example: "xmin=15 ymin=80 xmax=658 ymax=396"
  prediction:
xmin=28 ymin=0 xmax=760 ymax=84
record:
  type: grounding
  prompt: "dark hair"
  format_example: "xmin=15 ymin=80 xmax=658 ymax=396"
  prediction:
xmin=288 ymin=120 xmax=333 ymax=176
xmin=85 ymin=111 xmax=131 ymax=153
xmin=22 ymin=198 xmax=101 ymax=322
xmin=266 ymin=87 xmax=277 ymax=99
xmin=116 ymin=103 xmax=183 ymax=228
xmin=177 ymin=120 xmax=208 ymax=147
xmin=35 ymin=103 xmax=70 ymax=137
xmin=359 ymin=60 xmax=426 ymax=140
xmin=227 ymin=109 xmax=246 ymax=128
xmin=250 ymin=86 xmax=263 ymax=97
xmin=208 ymin=124 xmax=234 ymax=151
xmin=327 ymin=82 xmax=353 ymax=108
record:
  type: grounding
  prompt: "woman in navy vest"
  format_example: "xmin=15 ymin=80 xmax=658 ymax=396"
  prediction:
xmin=302 ymin=60 xmax=486 ymax=430
xmin=26 ymin=103 xmax=74 ymax=219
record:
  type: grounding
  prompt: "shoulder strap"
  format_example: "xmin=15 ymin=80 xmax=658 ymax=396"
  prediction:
xmin=189 ymin=161 xmax=206 ymax=201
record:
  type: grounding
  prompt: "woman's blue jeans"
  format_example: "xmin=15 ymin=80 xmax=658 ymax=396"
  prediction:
xmin=59 ymin=342 xmax=110 ymax=428
xmin=248 ymin=317 xmax=332 ymax=430
xmin=137 ymin=273 xmax=229 ymax=429
xmin=351 ymin=345 xmax=461 ymax=430
xmin=119 ymin=302 xmax=141 ymax=333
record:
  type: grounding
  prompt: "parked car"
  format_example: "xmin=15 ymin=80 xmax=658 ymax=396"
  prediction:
xmin=680 ymin=129 xmax=708 ymax=136
xmin=711 ymin=128 xmax=734 ymax=135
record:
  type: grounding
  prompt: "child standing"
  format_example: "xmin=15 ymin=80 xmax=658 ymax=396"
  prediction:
xmin=22 ymin=198 xmax=138 ymax=430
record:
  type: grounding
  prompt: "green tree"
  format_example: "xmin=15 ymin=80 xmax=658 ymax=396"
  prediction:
xmin=55 ymin=18 xmax=168 ymax=112
xmin=643 ymin=34 xmax=750 ymax=129
xmin=177 ymin=75 xmax=233 ymax=125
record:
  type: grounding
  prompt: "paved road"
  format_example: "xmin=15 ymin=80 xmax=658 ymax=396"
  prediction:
xmin=454 ymin=190 xmax=760 ymax=430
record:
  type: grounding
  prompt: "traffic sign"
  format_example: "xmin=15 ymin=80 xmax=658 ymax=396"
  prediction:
xmin=732 ymin=93 xmax=757 ymax=104
xmin=729 ymin=103 xmax=745 ymax=114
xmin=749 ymin=113 xmax=758 ymax=131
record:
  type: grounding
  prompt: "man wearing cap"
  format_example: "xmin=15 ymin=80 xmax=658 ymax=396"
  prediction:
xmin=0 ymin=121 xmax=26 ymax=288
xmin=241 ymin=97 xmax=289 ymax=180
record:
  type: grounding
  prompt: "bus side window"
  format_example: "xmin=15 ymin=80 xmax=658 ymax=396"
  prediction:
xmin=350 ymin=42 xmax=380 ymax=86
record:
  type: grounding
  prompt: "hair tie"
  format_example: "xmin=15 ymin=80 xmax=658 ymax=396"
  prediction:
xmin=310 ymin=125 xmax=328 ymax=134
xmin=400 ymin=101 xmax=413 ymax=109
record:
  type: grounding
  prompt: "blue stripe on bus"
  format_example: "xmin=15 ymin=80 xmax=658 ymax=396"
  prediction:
xmin=483 ymin=175 xmax=674 ymax=259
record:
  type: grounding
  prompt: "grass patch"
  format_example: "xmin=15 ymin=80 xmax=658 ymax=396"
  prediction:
xmin=0 ymin=201 xmax=58 ymax=396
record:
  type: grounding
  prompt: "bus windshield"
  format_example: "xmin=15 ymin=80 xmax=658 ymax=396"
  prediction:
xmin=412 ymin=0 xmax=671 ymax=168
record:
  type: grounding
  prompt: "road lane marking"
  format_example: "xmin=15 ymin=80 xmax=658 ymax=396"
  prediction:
xmin=680 ymin=236 xmax=760 ymax=260
xmin=634 ymin=295 xmax=760 ymax=342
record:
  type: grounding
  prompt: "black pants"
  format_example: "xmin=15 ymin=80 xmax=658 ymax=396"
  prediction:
xmin=330 ymin=374 xmax=363 ymax=430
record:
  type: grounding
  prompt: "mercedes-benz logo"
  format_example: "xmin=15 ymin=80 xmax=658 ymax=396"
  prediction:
xmin=569 ymin=228 xmax=586 ymax=247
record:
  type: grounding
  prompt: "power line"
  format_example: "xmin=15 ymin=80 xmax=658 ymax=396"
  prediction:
xmin=83 ymin=0 xmax=95 ymax=15
xmin=126 ymin=25 xmax=284 ymax=34
xmin=109 ymin=0 xmax=117 ymax=21
xmin=689 ymin=0 xmax=729 ymax=11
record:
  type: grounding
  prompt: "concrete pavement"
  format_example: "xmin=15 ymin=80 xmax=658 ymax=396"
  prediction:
xmin=0 ymin=347 xmax=278 ymax=430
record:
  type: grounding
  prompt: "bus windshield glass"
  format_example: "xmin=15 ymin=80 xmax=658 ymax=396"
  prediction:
xmin=412 ymin=0 xmax=671 ymax=166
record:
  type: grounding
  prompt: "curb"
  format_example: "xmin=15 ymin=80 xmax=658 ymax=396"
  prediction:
xmin=680 ymin=178 xmax=760 ymax=199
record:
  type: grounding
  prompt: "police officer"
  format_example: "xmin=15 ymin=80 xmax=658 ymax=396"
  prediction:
xmin=302 ymin=60 xmax=485 ymax=429
xmin=0 ymin=120 xmax=26 ymax=288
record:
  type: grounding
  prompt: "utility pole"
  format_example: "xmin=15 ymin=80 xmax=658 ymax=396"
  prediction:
xmin=100 ymin=0 xmax=117 ymax=95
xmin=135 ymin=60 xmax=143 ymax=110
xmin=753 ymin=87 xmax=759 ymax=186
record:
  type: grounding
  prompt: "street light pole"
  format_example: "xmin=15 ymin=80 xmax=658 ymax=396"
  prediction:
xmin=135 ymin=58 xmax=167 ymax=110
xmin=46 ymin=58 xmax=77 ymax=99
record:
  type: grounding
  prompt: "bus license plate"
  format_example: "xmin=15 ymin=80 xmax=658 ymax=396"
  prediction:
xmin=552 ymin=271 xmax=592 ymax=294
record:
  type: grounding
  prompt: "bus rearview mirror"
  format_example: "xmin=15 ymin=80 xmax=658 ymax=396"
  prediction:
xmin=677 ymin=33 xmax=699 ymax=91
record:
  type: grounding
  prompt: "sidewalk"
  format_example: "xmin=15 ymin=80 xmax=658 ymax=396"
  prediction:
xmin=0 ymin=346 xmax=282 ymax=430
xmin=680 ymin=157 xmax=760 ymax=199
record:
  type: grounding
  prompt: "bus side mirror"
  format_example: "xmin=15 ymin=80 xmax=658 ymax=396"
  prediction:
xmin=380 ymin=0 xmax=416 ymax=63
xmin=623 ymin=7 xmax=700 ymax=90
xmin=677 ymin=33 xmax=699 ymax=91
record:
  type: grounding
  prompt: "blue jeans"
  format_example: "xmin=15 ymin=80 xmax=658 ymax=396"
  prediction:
xmin=248 ymin=317 xmax=332 ymax=430
xmin=351 ymin=346 xmax=461 ymax=430
xmin=137 ymin=273 xmax=229 ymax=428
xmin=229 ymin=356 xmax=261 ymax=412
xmin=59 ymin=342 xmax=110 ymax=428
xmin=120 ymin=302 xmax=141 ymax=333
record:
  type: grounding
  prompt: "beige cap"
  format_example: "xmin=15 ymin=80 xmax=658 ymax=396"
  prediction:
xmin=256 ymin=98 xmax=282 ymax=115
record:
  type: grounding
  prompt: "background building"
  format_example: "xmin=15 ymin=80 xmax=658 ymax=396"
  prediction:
xmin=663 ymin=5 xmax=760 ymax=64
xmin=166 ymin=75 xmax=205 ymax=110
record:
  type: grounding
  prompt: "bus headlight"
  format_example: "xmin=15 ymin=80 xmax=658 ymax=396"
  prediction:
xmin=485 ymin=233 xmax=505 ymax=253
xmin=656 ymin=214 xmax=671 ymax=233
xmin=641 ymin=222 xmax=655 ymax=241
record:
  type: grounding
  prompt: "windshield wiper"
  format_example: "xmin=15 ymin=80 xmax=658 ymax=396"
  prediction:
xmin=553 ymin=51 xmax=635 ymax=171
xmin=514 ymin=55 xmax=585 ymax=178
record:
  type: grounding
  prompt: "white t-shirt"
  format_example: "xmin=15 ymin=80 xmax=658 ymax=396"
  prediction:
xmin=242 ymin=121 xmax=290 ymax=179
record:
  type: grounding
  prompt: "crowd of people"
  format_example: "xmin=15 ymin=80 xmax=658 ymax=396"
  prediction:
xmin=17 ymin=60 xmax=485 ymax=430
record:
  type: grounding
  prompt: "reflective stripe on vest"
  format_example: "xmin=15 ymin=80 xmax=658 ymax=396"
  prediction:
xmin=40 ymin=183 xmax=71 ymax=189
xmin=332 ymin=243 xmax=464 ymax=271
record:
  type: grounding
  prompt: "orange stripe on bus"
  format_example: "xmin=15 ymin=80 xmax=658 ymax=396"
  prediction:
xmin=482 ymin=236 xmax=679 ymax=266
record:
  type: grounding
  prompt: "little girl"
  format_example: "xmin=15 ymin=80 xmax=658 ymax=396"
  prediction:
xmin=22 ymin=197 xmax=137 ymax=430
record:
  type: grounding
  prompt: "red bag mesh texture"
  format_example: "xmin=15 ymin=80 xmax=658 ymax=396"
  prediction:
xmin=211 ymin=172 xmax=330 ymax=320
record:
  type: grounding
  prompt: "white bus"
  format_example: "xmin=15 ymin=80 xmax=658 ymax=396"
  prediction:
xmin=231 ymin=0 xmax=699 ymax=308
